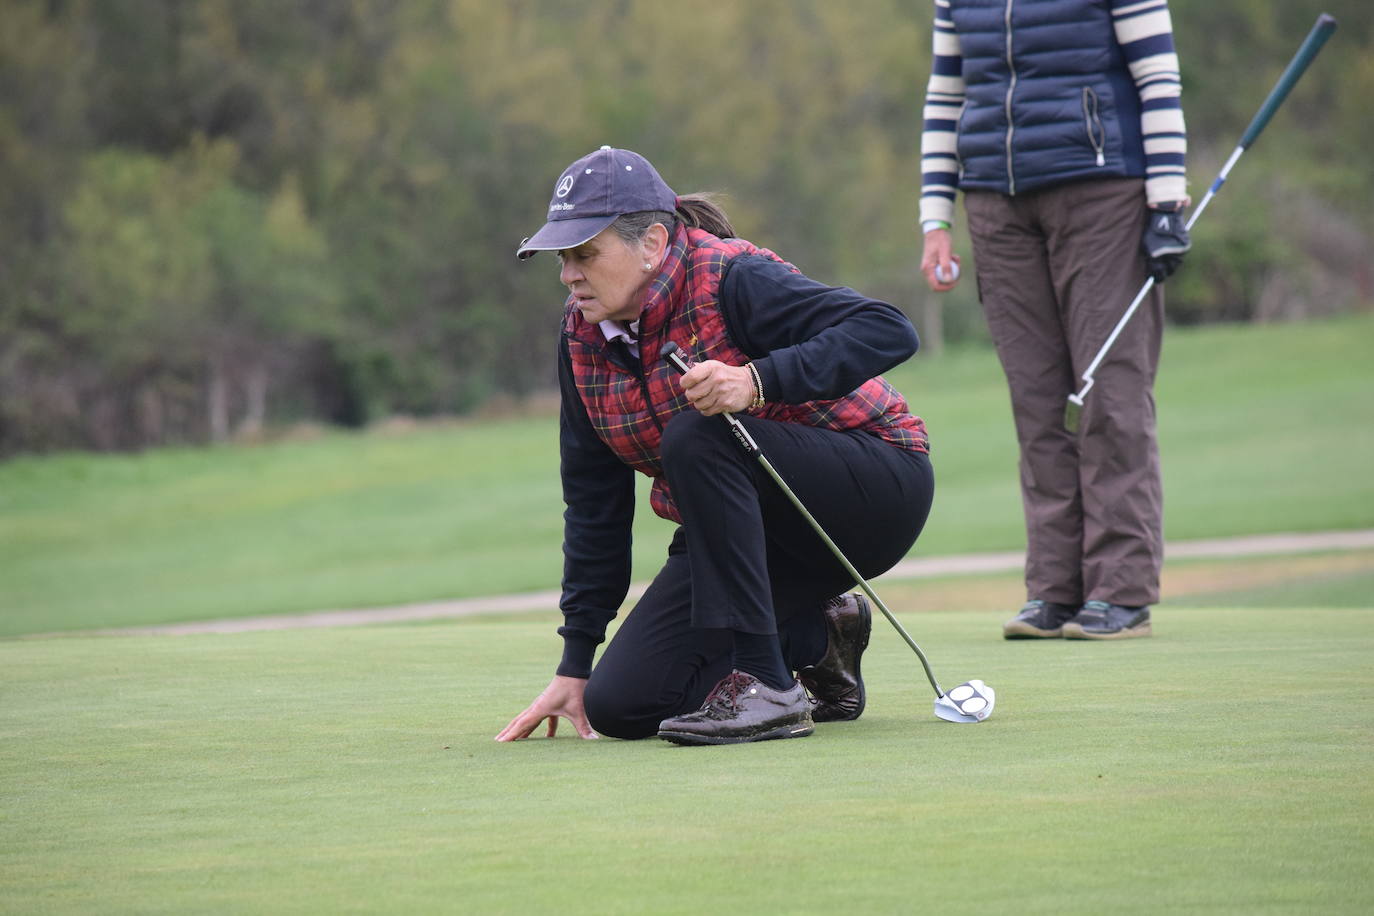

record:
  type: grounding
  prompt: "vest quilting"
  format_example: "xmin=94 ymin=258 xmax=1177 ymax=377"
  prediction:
xmin=951 ymin=0 xmax=1144 ymax=195
xmin=565 ymin=226 xmax=928 ymax=522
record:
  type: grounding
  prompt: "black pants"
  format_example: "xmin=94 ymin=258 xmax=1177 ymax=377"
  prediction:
xmin=583 ymin=411 xmax=934 ymax=738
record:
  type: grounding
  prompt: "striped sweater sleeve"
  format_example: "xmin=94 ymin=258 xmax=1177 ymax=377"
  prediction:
xmin=1112 ymin=0 xmax=1189 ymax=204
xmin=918 ymin=0 xmax=964 ymax=226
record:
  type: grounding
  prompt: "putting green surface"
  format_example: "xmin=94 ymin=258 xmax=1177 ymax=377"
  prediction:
xmin=4 ymin=607 xmax=1370 ymax=914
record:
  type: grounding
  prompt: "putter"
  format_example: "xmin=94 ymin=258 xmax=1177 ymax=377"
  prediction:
xmin=1064 ymin=12 xmax=1339 ymax=433
xmin=662 ymin=342 xmax=993 ymax=724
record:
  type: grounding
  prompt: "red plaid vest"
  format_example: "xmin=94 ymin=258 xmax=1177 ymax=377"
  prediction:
xmin=564 ymin=227 xmax=928 ymax=522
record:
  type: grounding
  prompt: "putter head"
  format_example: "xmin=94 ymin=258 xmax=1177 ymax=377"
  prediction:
xmin=1063 ymin=395 xmax=1083 ymax=434
xmin=933 ymin=680 xmax=995 ymax=723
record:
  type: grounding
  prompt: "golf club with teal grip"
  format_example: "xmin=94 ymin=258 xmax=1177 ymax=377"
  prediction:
xmin=661 ymin=341 xmax=994 ymax=723
xmin=1065 ymin=12 xmax=1339 ymax=432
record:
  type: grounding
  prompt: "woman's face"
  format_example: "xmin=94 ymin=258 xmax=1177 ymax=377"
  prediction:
xmin=558 ymin=227 xmax=656 ymax=324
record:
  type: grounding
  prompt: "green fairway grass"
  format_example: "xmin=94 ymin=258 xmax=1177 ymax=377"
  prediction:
xmin=869 ymin=550 xmax=1374 ymax=621
xmin=3 ymin=605 xmax=1370 ymax=914
xmin=886 ymin=311 xmax=1374 ymax=550
xmin=2 ymin=313 xmax=1372 ymax=635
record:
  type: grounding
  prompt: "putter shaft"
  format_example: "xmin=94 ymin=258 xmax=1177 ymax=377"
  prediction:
xmin=662 ymin=342 xmax=946 ymax=700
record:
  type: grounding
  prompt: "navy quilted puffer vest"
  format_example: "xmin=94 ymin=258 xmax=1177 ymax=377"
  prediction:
xmin=951 ymin=0 xmax=1144 ymax=195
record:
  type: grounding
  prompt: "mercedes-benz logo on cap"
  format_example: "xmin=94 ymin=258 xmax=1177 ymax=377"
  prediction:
xmin=555 ymin=175 xmax=575 ymax=198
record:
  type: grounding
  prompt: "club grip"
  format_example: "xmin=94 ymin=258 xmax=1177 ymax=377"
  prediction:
xmin=659 ymin=341 xmax=762 ymax=456
xmin=1239 ymin=13 xmax=1338 ymax=150
xmin=660 ymin=341 xmax=690 ymax=376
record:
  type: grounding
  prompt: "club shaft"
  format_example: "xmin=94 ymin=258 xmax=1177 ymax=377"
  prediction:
xmin=1069 ymin=13 xmax=1337 ymax=406
xmin=751 ymin=442 xmax=944 ymax=697
xmin=1072 ymin=277 xmax=1154 ymax=403
xmin=663 ymin=344 xmax=945 ymax=699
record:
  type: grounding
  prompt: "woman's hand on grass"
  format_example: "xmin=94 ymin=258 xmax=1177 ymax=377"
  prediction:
xmin=496 ymin=675 xmax=599 ymax=741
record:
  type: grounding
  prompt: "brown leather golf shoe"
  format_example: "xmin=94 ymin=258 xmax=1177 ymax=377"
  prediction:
xmin=797 ymin=593 xmax=871 ymax=722
xmin=657 ymin=671 xmax=815 ymax=746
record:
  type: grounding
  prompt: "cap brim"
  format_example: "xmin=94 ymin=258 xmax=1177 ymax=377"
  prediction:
xmin=516 ymin=215 xmax=617 ymax=260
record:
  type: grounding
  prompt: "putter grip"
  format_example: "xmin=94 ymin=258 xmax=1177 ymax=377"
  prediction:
xmin=660 ymin=341 xmax=690 ymax=376
xmin=658 ymin=341 xmax=762 ymax=456
xmin=1239 ymin=13 xmax=1338 ymax=150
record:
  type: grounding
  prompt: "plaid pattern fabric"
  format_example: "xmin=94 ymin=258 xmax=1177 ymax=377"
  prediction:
xmin=566 ymin=226 xmax=929 ymax=522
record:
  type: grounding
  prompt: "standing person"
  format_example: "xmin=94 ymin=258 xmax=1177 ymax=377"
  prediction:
xmin=497 ymin=146 xmax=934 ymax=745
xmin=918 ymin=0 xmax=1191 ymax=640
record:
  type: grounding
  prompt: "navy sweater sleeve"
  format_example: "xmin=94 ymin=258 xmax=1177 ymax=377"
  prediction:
xmin=555 ymin=334 xmax=635 ymax=679
xmin=719 ymin=255 xmax=919 ymax=402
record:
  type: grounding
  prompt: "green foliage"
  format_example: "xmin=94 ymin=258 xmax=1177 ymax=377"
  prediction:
xmin=0 ymin=0 xmax=1369 ymax=453
xmin=1171 ymin=0 xmax=1374 ymax=321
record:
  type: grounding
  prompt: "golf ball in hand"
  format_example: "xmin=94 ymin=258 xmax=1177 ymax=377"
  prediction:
xmin=936 ymin=262 xmax=961 ymax=284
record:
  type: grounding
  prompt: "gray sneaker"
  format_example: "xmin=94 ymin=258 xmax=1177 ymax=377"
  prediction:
xmin=1062 ymin=601 xmax=1152 ymax=640
xmin=1003 ymin=599 xmax=1078 ymax=639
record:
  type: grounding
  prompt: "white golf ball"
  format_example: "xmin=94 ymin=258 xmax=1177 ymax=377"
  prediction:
xmin=936 ymin=262 xmax=961 ymax=284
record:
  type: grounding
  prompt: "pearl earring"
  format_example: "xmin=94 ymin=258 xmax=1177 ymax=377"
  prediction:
xmin=644 ymin=262 xmax=653 ymax=271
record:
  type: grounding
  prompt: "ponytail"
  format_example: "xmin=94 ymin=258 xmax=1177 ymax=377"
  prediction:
xmin=609 ymin=192 xmax=737 ymax=246
xmin=673 ymin=193 xmax=735 ymax=239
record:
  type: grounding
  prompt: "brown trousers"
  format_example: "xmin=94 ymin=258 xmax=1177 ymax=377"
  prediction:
xmin=965 ymin=178 xmax=1163 ymax=607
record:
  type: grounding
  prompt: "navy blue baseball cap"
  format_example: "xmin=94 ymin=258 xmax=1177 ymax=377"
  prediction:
xmin=516 ymin=146 xmax=677 ymax=259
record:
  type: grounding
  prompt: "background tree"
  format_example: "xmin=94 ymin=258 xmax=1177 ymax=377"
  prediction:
xmin=0 ymin=0 xmax=1368 ymax=455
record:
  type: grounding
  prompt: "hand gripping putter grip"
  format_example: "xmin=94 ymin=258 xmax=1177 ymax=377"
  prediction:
xmin=1064 ymin=13 xmax=1339 ymax=433
xmin=661 ymin=341 xmax=994 ymax=723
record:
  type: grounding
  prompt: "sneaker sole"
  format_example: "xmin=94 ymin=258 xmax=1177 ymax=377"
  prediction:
xmin=851 ymin=595 xmax=870 ymax=718
xmin=657 ymin=722 xmax=815 ymax=746
xmin=1062 ymin=622 xmax=1152 ymax=640
xmin=1002 ymin=622 xmax=1064 ymax=639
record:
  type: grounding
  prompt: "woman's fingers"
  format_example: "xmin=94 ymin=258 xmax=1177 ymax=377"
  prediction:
xmin=920 ymin=229 xmax=961 ymax=292
xmin=681 ymin=361 xmax=754 ymax=414
xmin=567 ymin=711 xmax=598 ymax=739
xmin=495 ymin=707 xmax=544 ymax=741
xmin=495 ymin=710 xmax=595 ymax=741
xmin=496 ymin=676 xmax=598 ymax=741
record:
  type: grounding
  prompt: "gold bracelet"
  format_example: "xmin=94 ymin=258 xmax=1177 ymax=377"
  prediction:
xmin=747 ymin=362 xmax=765 ymax=409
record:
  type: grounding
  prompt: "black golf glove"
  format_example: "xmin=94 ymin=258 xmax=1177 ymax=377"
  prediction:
xmin=1142 ymin=204 xmax=1190 ymax=283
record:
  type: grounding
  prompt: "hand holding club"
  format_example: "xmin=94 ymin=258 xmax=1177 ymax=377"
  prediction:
xmin=1142 ymin=206 xmax=1191 ymax=283
xmin=680 ymin=360 xmax=756 ymax=416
